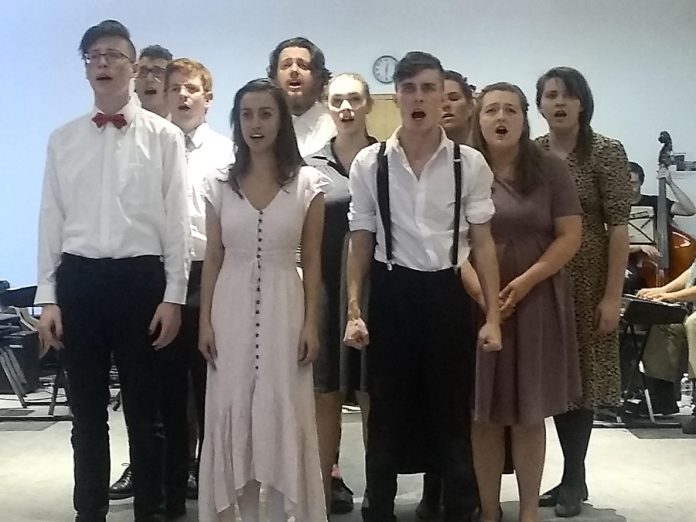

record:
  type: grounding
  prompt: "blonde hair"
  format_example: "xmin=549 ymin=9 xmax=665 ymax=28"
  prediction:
xmin=328 ymin=73 xmax=373 ymax=105
xmin=165 ymin=58 xmax=213 ymax=92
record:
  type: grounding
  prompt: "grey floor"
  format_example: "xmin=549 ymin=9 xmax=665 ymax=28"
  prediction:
xmin=1 ymin=395 xmax=695 ymax=522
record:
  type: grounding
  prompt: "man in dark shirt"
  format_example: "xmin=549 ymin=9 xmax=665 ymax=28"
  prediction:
xmin=628 ymin=160 xmax=696 ymax=278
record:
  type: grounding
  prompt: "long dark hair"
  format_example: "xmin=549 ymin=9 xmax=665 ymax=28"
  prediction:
xmin=535 ymin=66 xmax=594 ymax=162
xmin=228 ymin=78 xmax=304 ymax=195
xmin=471 ymin=82 xmax=543 ymax=195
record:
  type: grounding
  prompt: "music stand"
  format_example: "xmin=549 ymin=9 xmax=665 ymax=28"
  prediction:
xmin=628 ymin=206 xmax=656 ymax=246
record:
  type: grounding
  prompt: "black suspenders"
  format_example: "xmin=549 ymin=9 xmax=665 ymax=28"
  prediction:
xmin=376 ymin=142 xmax=463 ymax=271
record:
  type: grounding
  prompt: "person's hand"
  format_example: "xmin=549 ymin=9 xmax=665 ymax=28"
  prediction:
xmin=637 ymin=286 xmax=666 ymax=299
xmin=499 ymin=275 xmax=534 ymax=320
xmin=149 ymin=302 xmax=181 ymax=349
xmin=595 ymin=297 xmax=621 ymax=335
xmin=639 ymin=245 xmax=661 ymax=262
xmin=298 ymin=322 xmax=319 ymax=365
xmin=344 ymin=317 xmax=369 ymax=350
xmin=37 ymin=304 xmax=64 ymax=350
xmin=654 ymin=292 xmax=680 ymax=303
xmin=478 ymin=321 xmax=502 ymax=352
xmin=198 ymin=321 xmax=218 ymax=369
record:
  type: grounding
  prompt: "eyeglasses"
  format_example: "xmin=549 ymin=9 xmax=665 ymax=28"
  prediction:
xmin=83 ymin=49 xmax=133 ymax=65
xmin=137 ymin=66 xmax=167 ymax=79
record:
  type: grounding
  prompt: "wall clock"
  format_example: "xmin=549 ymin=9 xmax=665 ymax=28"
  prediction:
xmin=372 ymin=55 xmax=398 ymax=84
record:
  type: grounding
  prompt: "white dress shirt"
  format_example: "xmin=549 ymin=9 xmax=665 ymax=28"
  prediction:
xmin=348 ymin=127 xmax=495 ymax=271
xmin=184 ymin=123 xmax=234 ymax=261
xmin=36 ymin=97 xmax=191 ymax=305
xmin=293 ymin=101 xmax=336 ymax=158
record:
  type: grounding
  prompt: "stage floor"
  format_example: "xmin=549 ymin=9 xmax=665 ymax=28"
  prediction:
xmin=0 ymin=392 xmax=694 ymax=522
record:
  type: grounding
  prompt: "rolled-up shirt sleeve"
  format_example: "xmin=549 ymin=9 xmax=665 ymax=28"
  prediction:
xmin=348 ymin=147 xmax=378 ymax=233
xmin=161 ymin=130 xmax=191 ymax=304
xmin=464 ymin=149 xmax=495 ymax=224
xmin=35 ymin=134 xmax=64 ymax=306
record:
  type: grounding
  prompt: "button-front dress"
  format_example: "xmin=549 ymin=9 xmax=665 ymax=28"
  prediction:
xmin=198 ymin=167 xmax=328 ymax=521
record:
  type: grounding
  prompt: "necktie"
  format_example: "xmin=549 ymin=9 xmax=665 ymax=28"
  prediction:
xmin=185 ymin=135 xmax=196 ymax=162
xmin=92 ymin=112 xmax=127 ymax=129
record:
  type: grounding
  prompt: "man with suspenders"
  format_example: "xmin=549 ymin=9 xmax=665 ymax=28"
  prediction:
xmin=344 ymin=52 xmax=501 ymax=522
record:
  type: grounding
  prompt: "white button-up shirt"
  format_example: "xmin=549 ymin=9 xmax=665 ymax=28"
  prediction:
xmin=184 ymin=123 xmax=234 ymax=261
xmin=348 ymin=127 xmax=495 ymax=271
xmin=35 ymin=97 xmax=191 ymax=305
xmin=292 ymin=101 xmax=336 ymax=157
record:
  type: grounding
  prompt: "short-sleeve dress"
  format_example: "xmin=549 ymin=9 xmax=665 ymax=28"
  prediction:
xmin=305 ymin=137 xmax=376 ymax=394
xmin=535 ymin=133 xmax=632 ymax=409
xmin=474 ymin=153 xmax=583 ymax=425
xmin=198 ymin=166 xmax=328 ymax=521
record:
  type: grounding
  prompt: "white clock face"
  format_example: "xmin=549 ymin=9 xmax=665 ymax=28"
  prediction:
xmin=373 ymin=55 xmax=398 ymax=84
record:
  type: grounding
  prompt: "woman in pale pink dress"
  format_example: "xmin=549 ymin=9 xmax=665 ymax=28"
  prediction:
xmin=197 ymin=78 xmax=327 ymax=521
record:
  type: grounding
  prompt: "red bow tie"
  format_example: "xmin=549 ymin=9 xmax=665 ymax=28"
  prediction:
xmin=92 ymin=112 xmax=127 ymax=129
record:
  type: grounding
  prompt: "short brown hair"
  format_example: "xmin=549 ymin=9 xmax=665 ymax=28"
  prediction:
xmin=165 ymin=58 xmax=213 ymax=92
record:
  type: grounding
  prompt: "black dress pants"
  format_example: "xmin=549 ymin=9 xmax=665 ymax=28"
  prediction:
xmin=182 ymin=261 xmax=206 ymax=466
xmin=364 ymin=262 xmax=477 ymax=522
xmin=58 ymin=254 xmax=168 ymax=522
xmin=154 ymin=326 xmax=189 ymax=515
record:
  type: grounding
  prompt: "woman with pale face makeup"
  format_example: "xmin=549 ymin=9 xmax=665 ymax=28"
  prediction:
xmin=470 ymin=82 xmax=583 ymax=522
xmin=197 ymin=78 xmax=327 ymax=521
xmin=306 ymin=72 xmax=376 ymax=516
xmin=534 ymin=67 xmax=631 ymax=518
xmin=441 ymin=70 xmax=475 ymax=145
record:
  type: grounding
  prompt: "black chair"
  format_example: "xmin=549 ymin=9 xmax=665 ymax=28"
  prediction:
xmin=0 ymin=286 xmax=71 ymax=421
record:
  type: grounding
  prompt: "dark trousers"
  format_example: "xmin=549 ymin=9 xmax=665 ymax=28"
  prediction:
xmin=182 ymin=261 xmax=206 ymax=467
xmin=364 ymin=262 xmax=477 ymax=522
xmin=155 ymin=326 xmax=189 ymax=514
xmin=57 ymin=254 xmax=167 ymax=522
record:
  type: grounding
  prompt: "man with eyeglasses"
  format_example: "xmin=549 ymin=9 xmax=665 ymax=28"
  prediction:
xmin=35 ymin=19 xmax=189 ymax=522
xmin=134 ymin=45 xmax=173 ymax=118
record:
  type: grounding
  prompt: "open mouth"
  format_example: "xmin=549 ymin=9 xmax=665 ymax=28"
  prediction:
xmin=554 ymin=109 xmax=567 ymax=118
xmin=495 ymin=125 xmax=508 ymax=136
xmin=412 ymin=110 xmax=426 ymax=120
xmin=178 ymin=105 xmax=190 ymax=111
xmin=250 ymin=133 xmax=264 ymax=140
xmin=287 ymin=79 xmax=302 ymax=90
xmin=442 ymin=112 xmax=454 ymax=119
xmin=339 ymin=112 xmax=355 ymax=123
xmin=144 ymin=88 xmax=157 ymax=96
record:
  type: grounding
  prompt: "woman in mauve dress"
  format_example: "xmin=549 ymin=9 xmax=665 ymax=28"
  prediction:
xmin=470 ymin=82 xmax=583 ymax=522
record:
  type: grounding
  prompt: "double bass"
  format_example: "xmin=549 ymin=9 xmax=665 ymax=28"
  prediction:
xmin=637 ymin=131 xmax=696 ymax=287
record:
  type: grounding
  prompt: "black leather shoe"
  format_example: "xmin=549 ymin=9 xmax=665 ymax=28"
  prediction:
xmin=539 ymin=483 xmax=588 ymax=507
xmin=186 ymin=469 xmax=198 ymax=500
xmin=108 ymin=465 xmax=133 ymax=500
xmin=555 ymin=484 xmax=583 ymax=518
xmin=330 ymin=477 xmax=354 ymax=514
